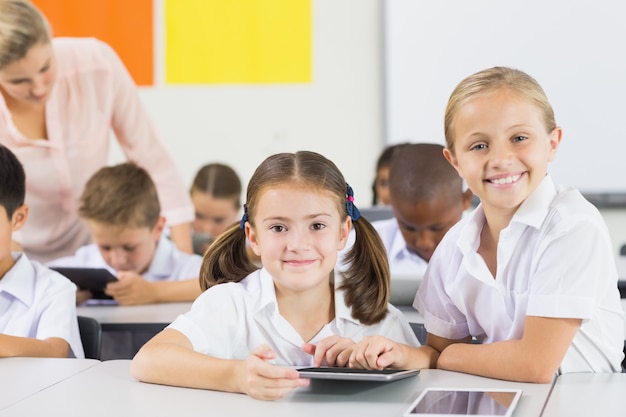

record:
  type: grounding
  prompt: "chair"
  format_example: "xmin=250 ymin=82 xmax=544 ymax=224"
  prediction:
xmin=77 ymin=316 xmax=102 ymax=360
xmin=410 ymin=322 xmax=427 ymax=345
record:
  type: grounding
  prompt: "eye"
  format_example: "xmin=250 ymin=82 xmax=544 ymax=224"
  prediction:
xmin=311 ymin=222 xmax=326 ymax=231
xmin=270 ymin=225 xmax=287 ymax=233
xmin=99 ymin=246 xmax=112 ymax=252
xmin=512 ymin=135 xmax=528 ymax=143
xmin=470 ymin=143 xmax=487 ymax=151
xmin=10 ymin=79 xmax=28 ymax=85
xmin=122 ymin=245 xmax=136 ymax=252
xmin=39 ymin=65 xmax=50 ymax=74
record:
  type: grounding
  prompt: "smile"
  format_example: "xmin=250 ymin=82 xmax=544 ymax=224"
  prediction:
xmin=489 ymin=174 xmax=521 ymax=185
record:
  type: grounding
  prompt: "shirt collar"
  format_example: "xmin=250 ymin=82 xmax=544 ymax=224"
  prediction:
xmin=0 ymin=253 xmax=36 ymax=307
xmin=457 ymin=174 xmax=558 ymax=254
xmin=144 ymin=235 xmax=175 ymax=279
xmin=253 ymin=268 xmax=361 ymax=326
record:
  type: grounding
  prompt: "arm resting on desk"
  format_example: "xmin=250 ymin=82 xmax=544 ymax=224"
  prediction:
xmin=0 ymin=334 xmax=69 ymax=358
xmin=131 ymin=328 xmax=309 ymax=401
xmin=436 ymin=316 xmax=580 ymax=383
xmin=105 ymin=275 xmax=202 ymax=305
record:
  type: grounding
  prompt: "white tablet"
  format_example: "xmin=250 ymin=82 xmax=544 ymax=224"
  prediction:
xmin=402 ymin=388 xmax=523 ymax=417
xmin=296 ymin=367 xmax=420 ymax=382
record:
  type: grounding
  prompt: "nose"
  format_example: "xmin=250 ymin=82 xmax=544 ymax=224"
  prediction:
xmin=107 ymin=249 xmax=127 ymax=269
xmin=286 ymin=228 xmax=309 ymax=251
xmin=30 ymin=75 xmax=48 ymax=97
xmin=489 ymin=142 xmax=514 ymax=168
xmin=410 ymin=230 xmax=436 ymax=253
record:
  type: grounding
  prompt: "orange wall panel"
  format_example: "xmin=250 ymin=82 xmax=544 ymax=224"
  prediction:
xmin=32 ymin=0 xmax=154 ymax=86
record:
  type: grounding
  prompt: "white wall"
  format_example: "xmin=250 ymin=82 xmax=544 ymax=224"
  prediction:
xmin=110 ymin=0 xmax=385 ymax=210
xmin=109 ymin=0 xmax=626 ymax=265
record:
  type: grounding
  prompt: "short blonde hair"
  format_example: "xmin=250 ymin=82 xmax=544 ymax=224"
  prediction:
xmin=444 ymin=67 xmax=556 ymax=155
xmin=0 ymin=0 xmax=50 ymax=68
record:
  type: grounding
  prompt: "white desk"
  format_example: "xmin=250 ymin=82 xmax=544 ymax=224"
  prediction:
xmin=76 ymin=302 xmax=191 ymax=326
xmin=0 ymin=360 xmax=554 ymax=417
xmin=542 ymin=372 xmax=626 ymax=417
xmin=0 ymin=358 xmax=100 ymax=411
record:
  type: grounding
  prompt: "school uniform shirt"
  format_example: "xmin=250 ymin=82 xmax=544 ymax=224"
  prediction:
xmin=167 ymin=268 xmax=420 ymax=365
xmin=0 ymin=253 xmax=84 ymax=358
xmin=414 ymin=175 xmax=625 ymax=374
xmin=47 ymin=235 xmax=202 ymax=282
xmin=372 ymin=217 xmax=429 ymax=277
xmin=0 ymin=37 xmax=194 ymax=264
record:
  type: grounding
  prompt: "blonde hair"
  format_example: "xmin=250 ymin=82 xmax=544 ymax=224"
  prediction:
xmin=0 ymin=0 xmax=50 ymax=69
xmin=444 ymin=67 xmax=556 ymax=155
xmin=200 ymin=151 xmax=391 ymax=325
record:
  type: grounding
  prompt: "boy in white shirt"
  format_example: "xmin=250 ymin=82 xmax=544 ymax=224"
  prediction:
xmin=48 ymin=162 xmax=203 ymax=306
xmin=0 ymin=145 xmax=84 ymax=358
xmin=373 ymin=143 xmax=473 ymax=278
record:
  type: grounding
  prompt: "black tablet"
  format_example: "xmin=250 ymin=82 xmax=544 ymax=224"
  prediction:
xmin=51 ymin=267 xmax=118 ymax=299
xmin=296 ymin=367 xmax=420 ymax=382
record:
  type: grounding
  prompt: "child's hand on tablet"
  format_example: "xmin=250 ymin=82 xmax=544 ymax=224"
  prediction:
xmin=302 ymin=335 xmax=355 ymax=367
xmin=349 ymin=335 xmax=408 ymax=370
xmin=236 ymin=344 xmax=309 ymax=401
xmin=105 ymin=271 xmax=156 ymax=305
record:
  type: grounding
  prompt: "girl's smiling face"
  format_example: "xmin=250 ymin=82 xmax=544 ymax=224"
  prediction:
xmin=245 ymin=184 xmax=351 ymax=295
xmin=444 ymin=89 xmax=561 ymax=219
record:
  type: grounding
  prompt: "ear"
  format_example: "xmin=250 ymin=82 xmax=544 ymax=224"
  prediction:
xmin=443 ymin=148 xmax=464 ymax=179
xmin=337 ymin=216 xmax=352 ymax=251
xmin=245 ymin=223 xmax=262 ymax=257
xmin=547 ymin=127 xmax=562 ymax=162
xmin=151 ymin=216 xmax=166 ymax=240
xmin=11 ymin=204 xmax=29 ymax=232
xmin=461 ymin=188 xmax=474 ymax=211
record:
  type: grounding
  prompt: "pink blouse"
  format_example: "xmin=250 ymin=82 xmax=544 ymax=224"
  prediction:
xmin=0 ymin=38 xmax=193 ymax=263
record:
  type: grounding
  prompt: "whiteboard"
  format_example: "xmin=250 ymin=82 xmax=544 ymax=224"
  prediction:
xmin=384 ymin=0 xmax=626 ymax=193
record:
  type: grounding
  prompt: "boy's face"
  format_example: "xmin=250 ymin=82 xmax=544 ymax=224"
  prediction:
xmin=86 ymin=218 xmax=164 ymax=275
xmin=0 ymin=204 xmax=28 ymax=278
xmin=444 ymin=89 xmax=561 ymax=219
xmin=392 ymin=191 xmax=471 ymax=262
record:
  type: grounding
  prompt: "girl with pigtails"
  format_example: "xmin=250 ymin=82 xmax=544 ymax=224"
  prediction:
xmin=132 ymin=151 xmax=425 ymax=400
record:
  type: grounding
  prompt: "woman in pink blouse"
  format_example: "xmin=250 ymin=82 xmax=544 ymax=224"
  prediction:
xmin=0 ymin=0 xmax=194 ymax=262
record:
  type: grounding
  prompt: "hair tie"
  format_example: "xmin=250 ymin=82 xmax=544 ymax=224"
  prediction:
xmin=239 ymin=203 xmax=248 ymax=229
xmin=345 ymin=183 xmax=361 ymax=221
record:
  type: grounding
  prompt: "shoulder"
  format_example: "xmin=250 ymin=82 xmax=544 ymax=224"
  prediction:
xmin=53 ymin=37 xmax=120 ymax=74
xmin=27 ymin=258 xmax=77 ymax=294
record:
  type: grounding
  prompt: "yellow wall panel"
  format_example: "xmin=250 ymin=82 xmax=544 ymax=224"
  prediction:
xmin=165 ymin=0 xmax=311 ymax=84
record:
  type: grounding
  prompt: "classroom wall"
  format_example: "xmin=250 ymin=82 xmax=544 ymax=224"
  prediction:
xmin=109 ymin=0 xmax=385 ymax=212
xmin=107 ymin=0 xmax=626 ymax=261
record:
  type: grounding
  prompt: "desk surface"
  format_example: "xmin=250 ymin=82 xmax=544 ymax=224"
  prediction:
xmin=76 ymin=302 xmax=191 ymax=324
xmin=542 ymin=372 xmax=626 ymax=417
xmin=0 ymin=360 xmax=553 ymax=417
xmin=0 ymin=358 xmax=100 ymax=411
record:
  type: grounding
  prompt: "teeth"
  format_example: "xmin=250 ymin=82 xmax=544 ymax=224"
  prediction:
xmin=491 ymin=175 xmax=520 ymax=185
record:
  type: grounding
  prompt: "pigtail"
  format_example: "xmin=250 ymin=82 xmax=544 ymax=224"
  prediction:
xmin=199 ymin=221 xmax=257 ymax=290
xmin=339 ymin=216 xmax=390 ymax=325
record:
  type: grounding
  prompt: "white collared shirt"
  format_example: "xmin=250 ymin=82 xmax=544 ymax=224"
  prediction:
xmin=372 ymin=217 xmax=428 ymax=278
xmin=0 ymin=253 xmax=84 ymax=358
xmin=414 ymin=175 xmax=625 ymax=373
xmin=168 ymin=268 xmax=420 ymax=365
xmin=47 ymin=235 xmax=202 ymax=282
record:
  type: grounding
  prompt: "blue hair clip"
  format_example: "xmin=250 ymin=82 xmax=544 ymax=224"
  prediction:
xmin=239 ymin=203 xmax=248 ymax=229
xmin=345 ymin=183 xmax=361 ymax=221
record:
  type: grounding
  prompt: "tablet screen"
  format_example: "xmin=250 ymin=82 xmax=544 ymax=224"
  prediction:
xmin=51 ymin=267 xmax=118 ymax=299
xmin=403 ymin=388 xmax=523 ymax=417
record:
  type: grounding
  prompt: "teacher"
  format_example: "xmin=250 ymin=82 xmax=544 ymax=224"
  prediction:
xmin=0 ymin=0 xmax=194 ymax=262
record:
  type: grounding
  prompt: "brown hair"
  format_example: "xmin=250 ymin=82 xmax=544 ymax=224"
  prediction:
xmin=200 ymin=151 xmax=391 ymax=325
xmin=0 ymin=0 xmax=51 ymax=69
xmin=444 ymin=66 xmax=556 ymax=155
xmin=190 ymin=163 xmax=241 ymax=207
xmin=79 ymin=162 xmax=161 ymax=229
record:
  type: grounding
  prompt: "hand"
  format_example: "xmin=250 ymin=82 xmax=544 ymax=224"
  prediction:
xmin=75 ymin=289 xmax=93 ymax=305
xmin=302 ymin=335 xmax=356 ymax=367
xmin=105 ymin=271 xmax=157 ymax=305
xmin=348 ymin=335 xmax=407 ymax=370
xmin=236 ymin=345 xmax=309 ymax=400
